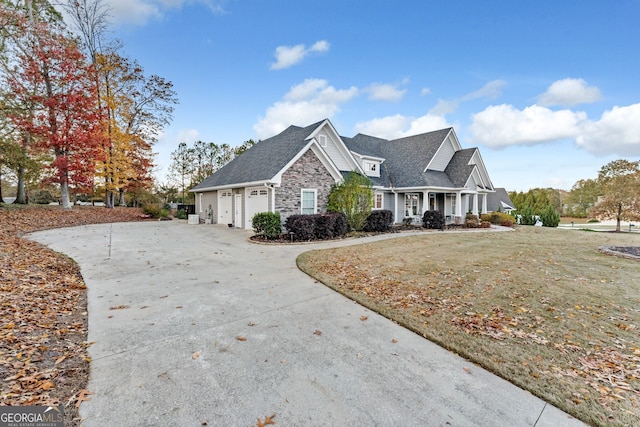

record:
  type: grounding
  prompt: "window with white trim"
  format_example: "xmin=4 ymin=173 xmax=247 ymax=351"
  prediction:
xmin=301 ymin=189 xmax=317 ymax=215
xmin=374 ymin=193 xmax=383 ymax=209
xmin=199 ymin=194 xmax=203 ymax=212
xmin=405 ymin=193 xmax=419 ymax=217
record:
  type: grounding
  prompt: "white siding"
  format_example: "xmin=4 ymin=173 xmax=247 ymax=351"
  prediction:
xmin=429 ymin=138 xmax=456 ymax=171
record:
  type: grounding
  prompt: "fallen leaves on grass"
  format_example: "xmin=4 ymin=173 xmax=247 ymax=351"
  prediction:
xmin=0 ymin=205 xmax=146 ymax=426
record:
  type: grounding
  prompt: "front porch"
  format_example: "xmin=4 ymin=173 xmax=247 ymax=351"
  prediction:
xmin=389 ymin=190 xmax=490 ymax=225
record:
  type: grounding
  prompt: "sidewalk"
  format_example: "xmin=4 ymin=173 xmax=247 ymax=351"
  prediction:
xmin=30 ymin=222 xmax=586 ymax=426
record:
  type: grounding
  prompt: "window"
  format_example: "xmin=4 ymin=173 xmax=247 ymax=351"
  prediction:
xmin=259 ymin=189 xmax=268 ymax=196
xmin=199 ymin=194 xmax=203 ymax=212
xmin=365 ymin=161 xmax=377 ymax=172
xmin=405 ymin=193 xmax=419 ymax=217
xmin=250 ymin=190 xmax=258 ymax=196
xmin=301 ymin=189 xmax=317 ymax=214
xmin=318 ymin=135 xmax=327 ymax=147
xmin=374 ymin=193 xmax=383 ymax=209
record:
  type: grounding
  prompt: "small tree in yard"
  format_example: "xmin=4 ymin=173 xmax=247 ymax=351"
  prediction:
xmin=540 ymin=205 xmax=560 ymax=227
xmin=327 ymin=172 xmax=373 ymax=231
xmin=590 ymin=159 xmax=640 ymax=232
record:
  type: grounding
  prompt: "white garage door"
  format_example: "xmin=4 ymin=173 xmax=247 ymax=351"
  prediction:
xmin=245 ymin=187 xmax=269 ymax=229
xmin=218 ymin=190 xmax=232 ymax=225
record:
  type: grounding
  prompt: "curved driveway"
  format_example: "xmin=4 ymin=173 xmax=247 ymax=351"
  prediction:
xmin=30 ymin=221 xmax=584 ymax=427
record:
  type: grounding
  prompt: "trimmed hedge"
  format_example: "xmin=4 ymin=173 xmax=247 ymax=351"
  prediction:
xmin=252 ymin=212 xmax=282 ymax=239
xmin=422 ymin=210 xmax=445 ymax=230
xmin=285 ymin=213 xmax=348 ymax=241
xmin=364 ymin=210 xmax=393 ymax=232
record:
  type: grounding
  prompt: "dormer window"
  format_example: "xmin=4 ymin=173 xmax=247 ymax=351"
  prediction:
xmin=363 ymin=160 xmax=380 ymax=177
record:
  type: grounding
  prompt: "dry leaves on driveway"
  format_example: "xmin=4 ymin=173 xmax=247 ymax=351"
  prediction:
xmin=1 ymin=205 xmax=146 ymax=426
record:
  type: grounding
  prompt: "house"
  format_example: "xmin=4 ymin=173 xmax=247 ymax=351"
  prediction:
xmin=486 ymin=188 xmax=516 ymax=214
xmin=190 ymin=118 xmax=506 ymax=230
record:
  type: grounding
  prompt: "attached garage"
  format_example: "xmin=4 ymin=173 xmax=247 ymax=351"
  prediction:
xmin=245 ymin=187 xmax=269 ymax=229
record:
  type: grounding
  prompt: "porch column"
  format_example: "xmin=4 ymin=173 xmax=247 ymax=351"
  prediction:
xmin=393 ymin=192 xmax=398 ymax=223
xmin=482 ymin=194 xmax=487 ymax=214
xmin=455 ymin=192 xmax=462 ymax=218
xmin=422 ymin=191 xmax=429 ymax=215
xmin=473 ymin=193 xmax=479 ymax=215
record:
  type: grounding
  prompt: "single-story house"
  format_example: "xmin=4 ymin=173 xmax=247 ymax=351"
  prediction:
xmin=190 ymin=118 xmax=513 ymax=229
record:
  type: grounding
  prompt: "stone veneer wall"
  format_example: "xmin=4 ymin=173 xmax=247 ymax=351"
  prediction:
xmin=276 ymin=149 xmax=336 ymax=221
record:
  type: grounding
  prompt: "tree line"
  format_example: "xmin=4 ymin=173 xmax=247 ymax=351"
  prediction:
xmin=0 ymin=0 xmax=177 ymax=208
xmin=162 ymin=139 xmax=255 ymax=204
xmin=509 ymin=159 xmax=640 ymax=231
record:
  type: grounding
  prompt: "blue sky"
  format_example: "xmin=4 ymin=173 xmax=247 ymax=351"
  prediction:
xmin=94 ymin=0 xmax=640 ymax=192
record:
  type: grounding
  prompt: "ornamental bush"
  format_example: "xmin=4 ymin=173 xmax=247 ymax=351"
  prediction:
xmin=364 ymin=210 xmax=393 ymax=232
xmin=285 ymin=214 xmax=317 ymax=241
xmin=252 ymin=212 xmax=282 ymax=239
xmin=422 ymin=210 xmax=445 ymax=230
xmin=540 ymin=205 xmax=560 ymax=227
xmin=285 ymin=213 xmax=349 ymax=241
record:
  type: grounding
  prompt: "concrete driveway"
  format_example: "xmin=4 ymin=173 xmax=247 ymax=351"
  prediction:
xmin=30 ymin=221 xmax=585 ymax=427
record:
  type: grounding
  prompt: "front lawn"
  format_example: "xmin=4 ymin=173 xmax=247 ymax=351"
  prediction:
xmin=297 ymin=226 xmax=640 ymax=427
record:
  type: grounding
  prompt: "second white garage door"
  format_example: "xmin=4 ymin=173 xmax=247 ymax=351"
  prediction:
xmin=245 ymin=187 xmax=269 ymax=229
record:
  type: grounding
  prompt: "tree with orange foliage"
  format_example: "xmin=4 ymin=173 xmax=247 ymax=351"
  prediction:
xmin=3 ymin=6 xmax=104 ymax=208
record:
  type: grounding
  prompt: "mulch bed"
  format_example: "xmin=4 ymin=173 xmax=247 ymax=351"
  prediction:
xmin=0 ymin=205 xmax=147 ymax=426
xmin=599 ymin=246 xmax=640 ymax=260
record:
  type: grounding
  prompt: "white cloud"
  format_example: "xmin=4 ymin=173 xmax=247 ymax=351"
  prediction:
xmin=538 ymin=78 xmax=602 ymax=107
xmin=470 ymin=104 xmax=586 ymax=147
xmin=310 ymin=40 xmax=330 ymax=52
xmin=366 ymin=82 xmax=407 ymax=102
xmin=270 ymin=40 xmax=330 ymax=70
xmin=471 ymin=100 xmax=640 ymax=157
xmin=355 ymin=113 xmax=451 ymax=140
xmin=576 ymin=103 xmax=640 ymax=156
xmin=463 ymin=79 xmax=506 ymax=101
xmin=429 ymin=79 xmax=506 ymax=116
xmin=421 ymin=88 xmax=431 ymax=96
xmin=253 ymin=79 xmax=357 ymax=139
xmin=99 ymin=0 xmax=227 ymax=26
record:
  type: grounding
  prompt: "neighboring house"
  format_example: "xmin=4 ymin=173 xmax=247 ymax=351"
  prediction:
xmin=190 ymin=118 xmax=505 ymax=230
xmin=487 ymin=188 xmax=516 ymax=214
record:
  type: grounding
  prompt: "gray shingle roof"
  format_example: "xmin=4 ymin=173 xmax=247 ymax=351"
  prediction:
xmin=487 ymin=188 xmax=515 ymax=212
xmin=343 ymin=128 xmax=459 ymax=188
xmin=445 ymin=148 xmax=476 ymax=188
xmin=192 ymin=119 xmax=480 ymax=192
xmin=191 ymin=121 xmax=323 ymax=190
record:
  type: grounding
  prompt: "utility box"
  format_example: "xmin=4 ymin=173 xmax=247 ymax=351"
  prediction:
xmin=188 ymin=214 xmax=200 ymax=225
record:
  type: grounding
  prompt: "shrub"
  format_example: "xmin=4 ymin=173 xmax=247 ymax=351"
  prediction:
xmin=480 ymin=221 xmax=492 ymax=228
xmin=481 ymin=212 xmax=514 ymax=225
xmin=315 ymin=214 xmax=335 ymax=239
xmin=540 ymin=205 xmax=560 ymax=227
xmin=422 ymin=210 xmax=445 ymax=230
xmin=519 ymin=207 xmax=537 ymax=225
xmin=142 ymin=203 xmax=161 ymax=218
xmin=31 ymin=189 xmax=57 ymax=205
xmin=285 ymin=214 xmax=317 ymax=241
xmin=252 ymin=212 xmax=282 ymax=239
xmin=465 ymin=213 xmax=479 ymax=228
xmin=364 ymin=210 xmax=393 ymax=232
xmin=587 ymin=218 xmax=600 ymax=223
xmin=332 ymin=213 xmax=349 ymax=237
xmin=176 ymin=209 xmax=188 ymax=220
xmin=285 ymin=213 xmax=348 ymax=241
xmin=501 ymin=219 xmax=514 ymax=227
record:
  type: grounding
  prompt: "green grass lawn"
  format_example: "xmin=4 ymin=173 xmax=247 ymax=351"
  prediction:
xmin=297 ymin=226 xmax=640 ymax=427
